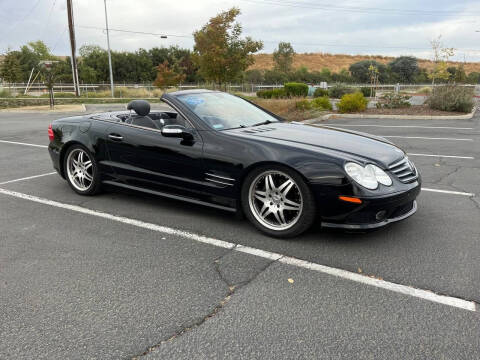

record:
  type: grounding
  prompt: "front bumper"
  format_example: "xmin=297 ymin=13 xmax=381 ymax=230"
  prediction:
xmin=321 ymin=200 xmax=417 ymax=229
xmin=318 ymin=182 xmax=421 ymax=229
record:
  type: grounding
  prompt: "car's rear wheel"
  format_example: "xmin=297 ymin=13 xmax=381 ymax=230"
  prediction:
xmin=242 ymin=165 xmax=316 ymax=238
xmin=64 ymin=145 xmax=101 ymax=195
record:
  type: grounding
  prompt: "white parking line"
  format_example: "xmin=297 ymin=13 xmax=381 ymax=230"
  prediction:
xmin=326 ymin=124 xmax=474 ymax=130
xmin=408 ymin=153 xmax=475 ymax=160
xmin=0 ymin=187 xmax=476 ymax=312
xmin=381 ymin=136 xmax=473 ymax=141
xmin=0 ymin=140 xmax=48 ymax=148
xmin=0 ymin=172 xmax=57 ymax=185
xmin=422 ymin=188 xmax=475 ymax=197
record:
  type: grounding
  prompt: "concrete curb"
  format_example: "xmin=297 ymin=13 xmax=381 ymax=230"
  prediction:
xmin=304 ymin=107 xmax=477 ymax=123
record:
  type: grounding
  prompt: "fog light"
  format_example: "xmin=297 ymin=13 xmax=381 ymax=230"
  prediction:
xmin=376 ymin=210 xmax=387 ymax=220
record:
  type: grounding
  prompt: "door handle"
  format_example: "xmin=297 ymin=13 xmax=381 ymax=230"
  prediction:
xmin=108 ymin=133 xmax=123 ymax=141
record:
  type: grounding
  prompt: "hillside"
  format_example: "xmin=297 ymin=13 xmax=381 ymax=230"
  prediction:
xmin=250 ymin=53 xmax=480 ymax=74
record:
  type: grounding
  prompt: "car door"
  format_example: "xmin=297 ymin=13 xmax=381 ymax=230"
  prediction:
xmin=104 ymin=118 xmax=206 ymax=196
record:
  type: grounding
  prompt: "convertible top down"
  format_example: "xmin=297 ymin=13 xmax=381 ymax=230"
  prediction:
xmin=48 ymin=90 xmax=421 ymax=237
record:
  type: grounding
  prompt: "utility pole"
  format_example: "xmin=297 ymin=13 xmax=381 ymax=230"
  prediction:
xmin=66 ymin=0 xmax=80 ymax=96
xmin=104 ymin=0 xmax=114 ymax=97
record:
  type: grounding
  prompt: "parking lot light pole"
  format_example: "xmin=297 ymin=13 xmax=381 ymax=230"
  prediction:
xmin=104 ymin=0 xmax=114 ymax=98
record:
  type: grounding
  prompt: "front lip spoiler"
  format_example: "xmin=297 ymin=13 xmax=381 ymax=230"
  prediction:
xmin=321 ymin=200 xmax=418 ymax=230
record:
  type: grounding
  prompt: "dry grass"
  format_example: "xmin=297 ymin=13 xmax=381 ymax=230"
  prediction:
xmin=250 ymin=97 xmax=328 ymax=121
xmin=250 ymin=52 xmax=480 ymax=74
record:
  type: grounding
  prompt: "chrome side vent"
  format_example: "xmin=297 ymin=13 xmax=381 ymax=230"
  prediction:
xmin=388 ymin=157 xmax=418 ymax=183
xmin=205 ymin=173 xmax=235 ymax=187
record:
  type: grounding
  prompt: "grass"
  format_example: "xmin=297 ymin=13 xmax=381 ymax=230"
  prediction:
xmin=250 ymin=52 xmax=480 ymax=74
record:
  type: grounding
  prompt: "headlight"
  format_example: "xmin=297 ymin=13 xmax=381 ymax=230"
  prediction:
xmin=344 ymin=162 xmax=378 ymax=189
xmin=366 ymin=164 xmax=392 ymax=186
xmin=344 ymin=162 xmax=392 ymax=189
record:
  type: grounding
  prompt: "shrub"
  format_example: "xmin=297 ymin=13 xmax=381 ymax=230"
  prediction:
xmin=313 ymin=88 xmax=329 ymax=97
xmin=40 ymin=92 xmax=75 ymax=98
xmin=256 ymin=88 xmax=287 ymax=99
xmin=284 ymin=82 xmax=308 ymax=97
xmin=295 ymin=99 xmax=312 ymax=110
xmin=0 ymin=88 xmax=13 ymax=97
xmin=360 ymin=87 xmax=376 ymax=97
xmin=427 ymin=85 xmax=474 ymax=113
xmin=311 ymin=96 xmax=332 ymax=110
xmin=257 ymin=89 xmax=272 ymax=98
xmin=328 ymin=84 xmax=354 ymax=98
xmin=271 ymin=88 xmax=287 ymax=99
xmin=376 ymin=92 xmax=411 ymax=109
xmin=337 ymin=92 xmax=368 ymax=113
xmin=415 ymin=86 xmax=432 ymax=95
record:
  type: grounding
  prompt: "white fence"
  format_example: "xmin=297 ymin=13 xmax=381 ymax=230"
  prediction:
xmin=1 ymin=82 xmax=478 ymax=97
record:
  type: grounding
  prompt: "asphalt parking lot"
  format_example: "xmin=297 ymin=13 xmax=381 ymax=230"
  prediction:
xmin=1 ymin=106 xmax=479 ymax=359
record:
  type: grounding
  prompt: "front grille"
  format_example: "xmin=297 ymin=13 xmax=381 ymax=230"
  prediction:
xmin=388 ymin=157 xmax=418 ymax=183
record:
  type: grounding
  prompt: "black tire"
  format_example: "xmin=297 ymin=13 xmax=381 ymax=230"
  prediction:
xmin=63 ymin=144 xmax=102 ymax=196
xmin=241 ymin=165 xmax=316 ymax=238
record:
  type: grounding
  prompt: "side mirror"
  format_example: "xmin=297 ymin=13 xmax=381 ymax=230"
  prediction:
xmin=161 ymin=125 xmax=193 ymax=141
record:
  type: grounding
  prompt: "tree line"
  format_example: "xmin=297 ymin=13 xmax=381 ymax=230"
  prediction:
xmin=1 ymin=7 xmax=479 ymax=86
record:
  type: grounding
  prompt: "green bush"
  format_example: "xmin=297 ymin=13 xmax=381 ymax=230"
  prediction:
xmin=0 ymin=88 xmax=13 ymax=98
xmin=284 ymin=82 xmax=308 ymax=97
xmin=376 ymin=92 xmax=411 ymax=109
xmin=256 ymin=88 xmax=287 ymax=99
xmin=328 ymin=84 xmax=354 ymax=98
xmin=337 ymin=92 xmax=368 ymax=113
xmin=40 ymin=92 xmax=75 ymax=98
xmin=257 ymin=89 xmax=272 ymax=98
xmin=311 ymin=96 xmax=332 ymax=110
xmin=416 ymin=86 xmax=432 ymax=95
xmin=427 ymin=85 xmax=474 ymax=113
xmin=313 ymin=88 xmax=329 ymax=97
xmin=360 ymin=87 xmax=376 ymax=97
xmin=295 ymin=99 xmax=312 ymax=110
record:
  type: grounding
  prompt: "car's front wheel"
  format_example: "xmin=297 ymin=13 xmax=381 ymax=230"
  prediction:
xmin=64 ymin=145 xmax=101 ymax=195
xmin=241 ymin=165 xmax=316 ymax=238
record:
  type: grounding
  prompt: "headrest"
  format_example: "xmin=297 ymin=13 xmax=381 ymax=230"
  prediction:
xmin=127 ymin=100 xmax=150 ymax=116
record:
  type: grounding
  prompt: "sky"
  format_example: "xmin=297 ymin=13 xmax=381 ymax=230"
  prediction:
xmin=1 ymin=0 xmax=480 ymax=62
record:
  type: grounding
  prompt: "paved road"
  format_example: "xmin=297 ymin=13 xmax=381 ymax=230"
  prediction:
xmin=0 ymin=108 xmax=479 ymax=359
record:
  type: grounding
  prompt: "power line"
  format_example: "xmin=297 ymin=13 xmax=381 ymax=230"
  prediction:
xmin=51 ymin=25 xmax=67 ymax=52
xmin=77 ymin=25 xmax=192 ymax=39
xmin=42 ymin=0 xmax=57 ymax=39
xmin=240 ymin=0 xmax=480 ymax=17
xmin=0 ymin=0 xmax=43 ymax=39
xmin=77 ymin=24 xmax=480 ymax=54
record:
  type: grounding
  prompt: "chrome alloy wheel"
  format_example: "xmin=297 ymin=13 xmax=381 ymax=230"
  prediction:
xmin=66 ymin=148 xmax=94 ymax=192
xmin=248 ymin=170 xmax=303 ymax=231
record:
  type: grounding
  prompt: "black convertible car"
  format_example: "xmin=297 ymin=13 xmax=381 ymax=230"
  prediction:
xmin=48 ymin=90 xmax=420 ymax=237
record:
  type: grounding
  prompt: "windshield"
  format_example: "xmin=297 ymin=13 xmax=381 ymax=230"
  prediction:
xmin=175 ymin=92 xmax=279 ymax=130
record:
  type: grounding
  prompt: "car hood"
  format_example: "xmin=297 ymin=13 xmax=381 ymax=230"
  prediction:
xmin=227 ymin=122 xmax=405 ymax=167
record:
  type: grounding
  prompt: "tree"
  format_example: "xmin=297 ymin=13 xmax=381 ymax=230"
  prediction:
xmin=273 ymin=42 xmax=295 ymax=74
xmin=244 ymin=69 xmax=264 ymax=83
xmin=0 ymin=50 xmax=23 ymax=82
xmin=79 ymin=64 xmax=97 ymax=83
xmin=388 ymin=56 xmax=419 ymax=83
xmin=429 ymin=35 xmax=455 ymax=86
xmin=264 ymin=69 xmax=288 ymax=84
xmin=454 ymin=64 xmax=466 ymax=83
xmin=349 ymin=60 xmax=387 ymax=83
xmin=154 ymin=61 xmax=185 ymax=89
xmin=332 ymin=69 xmax=353 ymax=83
xmin=18 ymin=41 xmax=56 ymax=81
xmin=193 ymin=8 xmax=263 ymax=85
xmin=466 ymin=72 xmax=480 ymax=84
